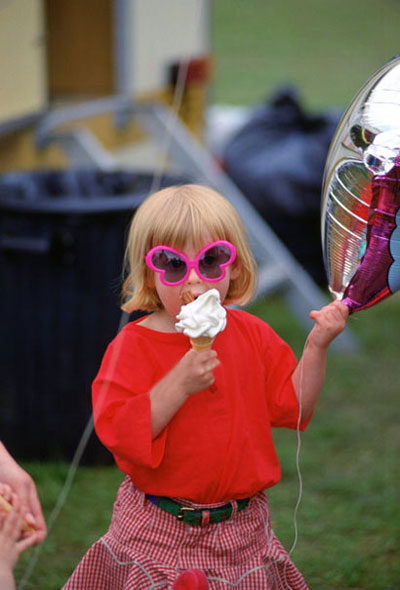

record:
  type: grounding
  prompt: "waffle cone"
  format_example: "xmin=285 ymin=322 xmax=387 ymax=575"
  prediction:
xmin=0 ymin=494 xmax=35 ymax=534
xmin=190 ymin=336 xmax=214 ymax=352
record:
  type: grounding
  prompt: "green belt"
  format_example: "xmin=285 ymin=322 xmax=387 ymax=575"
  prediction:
xmin=146 ymin=495 xmax=251 ymax=526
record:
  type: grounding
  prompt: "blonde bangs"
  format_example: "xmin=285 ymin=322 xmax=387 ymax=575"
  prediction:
xmin=147 ymin=186 xmax=228 ymax=251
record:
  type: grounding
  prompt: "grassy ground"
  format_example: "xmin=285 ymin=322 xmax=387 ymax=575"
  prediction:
xmin=13 ymin=1 xmax=400 ymax=588
xmin=212 ymin=0 xmax=400 ymax=110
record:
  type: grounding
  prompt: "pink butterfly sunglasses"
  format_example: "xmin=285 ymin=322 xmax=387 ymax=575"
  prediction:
xmin=145 ymin=240 xmax=236 ymax=286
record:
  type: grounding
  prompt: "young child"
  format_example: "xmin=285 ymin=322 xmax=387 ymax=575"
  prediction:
xmin=0 ymin=484 xmax=39 ymax=590
xmin=63 ymin=184 xmax=348 ymax=590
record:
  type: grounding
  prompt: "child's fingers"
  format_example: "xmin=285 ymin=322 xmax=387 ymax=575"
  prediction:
xmin=179 ymin=350 xmax=220 ymax=394
xmin=0 ymin=493 xmax=12 ymax=515
xmin=310 ymin=301 xmax=349 ymax=322
xmin=0 ymin=494 xmax=36 ymax=536
xmin=16 ymin=531 xmax=41 ymax=553
xmin=187 ymin=348 xmax=218 ymax=359
xmin=0 ymin=483 xmax=13 ymax=503
xmin=186 ymin=349 xmax=219 ymax=372
xmin=308 ymin=302 xmax=349 ymax=348
xmin=2 ymin=509 xmax=23 ymax=542
xmin=0 ymin=486 xmax=19 ymax=517
xmin=204 ymin=358 xmax=220 ymax=372
xmin=26 ymin=480 xmax=47 ymax=538
xmin=196 ymin=357 xmax=220 ymax=378
xmin=324 ymin=300 xmax=349 ymax=319
xmin=24 ymin=512 xmax=36 ymax=527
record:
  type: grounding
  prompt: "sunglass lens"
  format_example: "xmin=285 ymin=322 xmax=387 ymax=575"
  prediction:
xmin=151 ymin=249 xmax=187 ymax=283
xmin=199 ymin=244 xmax=232 ymax=279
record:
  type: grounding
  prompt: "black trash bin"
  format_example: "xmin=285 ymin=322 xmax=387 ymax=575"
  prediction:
xmin=0 ymin=169 xmax=186 ymax=463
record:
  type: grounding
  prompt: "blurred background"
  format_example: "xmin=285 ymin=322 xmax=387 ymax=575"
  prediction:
xmin=1 ymin=0 xmax=400 ymax=588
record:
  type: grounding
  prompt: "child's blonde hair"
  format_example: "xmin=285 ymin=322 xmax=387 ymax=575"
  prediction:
xmin=121 ymin=184 xmax=257 ymax=312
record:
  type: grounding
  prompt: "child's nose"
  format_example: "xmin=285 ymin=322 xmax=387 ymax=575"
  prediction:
xmin=186 ymin=266 xmax=202 ymax=283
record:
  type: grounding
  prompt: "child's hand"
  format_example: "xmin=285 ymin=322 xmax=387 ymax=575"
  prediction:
xmin=0 ymin=483 xmax=41 ymax=543
xmin=309 ymin=300 xmax=349 ymax=349
xmin=149 ymin=349 xmax=221 ymax=438
xmin=174 ymin=349 xmax=220 ymax=396
xmin=0 ymin=484 xmax=18 ymax=511
xmin=0 ymin=445 xmax=47 ymax=544
xmin=0 ymin=508 xmax=38 ymax=574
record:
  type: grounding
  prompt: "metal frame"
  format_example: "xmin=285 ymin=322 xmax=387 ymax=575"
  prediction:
xmin=35 ymin=96 xmax=357 ymax=351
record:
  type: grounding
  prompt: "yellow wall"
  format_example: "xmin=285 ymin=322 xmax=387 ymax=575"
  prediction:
xmin=0 ymin=0 xmax=47 ymax=125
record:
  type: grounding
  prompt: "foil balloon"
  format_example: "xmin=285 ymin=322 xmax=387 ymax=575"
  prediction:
xmin=321 ymin=55 xmax=400 ymax=312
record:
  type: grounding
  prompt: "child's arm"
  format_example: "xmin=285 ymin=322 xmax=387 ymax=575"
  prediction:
xmin=292 ymin=300 xmax=349 ymax=421
xmin=150 ymin=349 xmax=220 ymax=438
xmin=0 ymin=508 xmax=38 ymax=590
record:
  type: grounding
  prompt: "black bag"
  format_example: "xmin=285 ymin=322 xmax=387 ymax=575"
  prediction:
xmin=223 ymin=87 xmax=342 ymax=285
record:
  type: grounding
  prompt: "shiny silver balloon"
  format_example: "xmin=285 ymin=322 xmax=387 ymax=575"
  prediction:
xmin=321 ymin=55 xmax=400 ymax=312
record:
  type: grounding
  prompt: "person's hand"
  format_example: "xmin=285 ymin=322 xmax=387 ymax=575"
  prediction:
xmin=149 ymin=348 xmax=221 ymax=438
xmin=173 ymin=349 xmax=220 ymax=396
xmin=0 ymin=507 xmax=38 ymax=574
xmin=309 ymin=300 xmax=349 ymax=349
xmin=0 ymin=444 xmax=47 ymax=544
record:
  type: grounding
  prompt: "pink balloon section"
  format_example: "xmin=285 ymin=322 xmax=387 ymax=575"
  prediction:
xmin=341 ymin=153 xmax=400 ymax=313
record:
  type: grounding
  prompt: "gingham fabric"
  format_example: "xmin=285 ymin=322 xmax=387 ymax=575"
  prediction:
xmin=62 ymin=477 xmax=308 ymax=590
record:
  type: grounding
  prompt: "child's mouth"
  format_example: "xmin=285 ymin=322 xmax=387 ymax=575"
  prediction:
xmin=181 ymin=290 xmax=204 ymax=304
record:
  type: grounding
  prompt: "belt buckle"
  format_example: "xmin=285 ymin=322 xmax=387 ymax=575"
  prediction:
xmin=177 ymin=506 xmax=196 ymax=521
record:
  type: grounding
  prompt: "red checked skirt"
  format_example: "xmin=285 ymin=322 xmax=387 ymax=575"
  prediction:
xmin=62 ymin=477 xmax=308 ymax=590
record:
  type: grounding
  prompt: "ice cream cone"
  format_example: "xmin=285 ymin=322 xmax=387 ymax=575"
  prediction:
xmin=0 ymin=494 xmax=36 ymax=534
xmin=176 ymin=289 xmax=226 ymax=352
xmin=190 ymin=336 xmax=214 ymax=352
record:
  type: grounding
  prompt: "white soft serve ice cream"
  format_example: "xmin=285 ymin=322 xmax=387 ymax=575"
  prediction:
xmin=175 ymin=289 xmax=226 ymax=339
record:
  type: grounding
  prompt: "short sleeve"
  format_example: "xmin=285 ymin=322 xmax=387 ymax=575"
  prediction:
xmin=92 ymin=328 xmax=167 ymax=469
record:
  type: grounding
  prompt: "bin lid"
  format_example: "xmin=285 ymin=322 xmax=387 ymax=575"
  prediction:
xmin=0 ymin=169 xmax=188 ymax=214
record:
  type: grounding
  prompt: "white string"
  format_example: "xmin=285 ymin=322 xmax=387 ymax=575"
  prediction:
xmin=149 ymin=56 xmax=191 ymax=196
xmin=193 ymin=564 xmax=276 ymax=588
xmin=148 ymin=0 xmax=203 ymax=195
xmin=101 ymin=534 xmax=282 ymax=590
xmin=288 ymin=335 xmax=308 ymax=558
xmin=99 ymin=539 xmax=166 ymax=589
xmin=276 ymin=334 xmax=309 ymax=590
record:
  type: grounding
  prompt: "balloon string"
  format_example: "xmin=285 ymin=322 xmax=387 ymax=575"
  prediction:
xmin=149 ymin=55 xmax=191 ymax=196
xmin=288 ymin=335 xmax=308 ymax=558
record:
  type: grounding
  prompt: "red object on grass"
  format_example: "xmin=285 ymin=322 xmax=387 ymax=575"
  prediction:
xmin=172 ymin=569 xmax=209 ymax=590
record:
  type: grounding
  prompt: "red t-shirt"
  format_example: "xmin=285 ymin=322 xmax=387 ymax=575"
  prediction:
xmin=92 ymin=309 xmax=310 ymax=503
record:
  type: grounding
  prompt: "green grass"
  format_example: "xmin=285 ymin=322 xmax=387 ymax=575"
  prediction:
xmin=212 ymin=0 xmax=400 ymax=110
xmin=15 ymin=463 xmax=123 ymax=589
xmin=13 ymin=2 xmax=400 ymax=588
